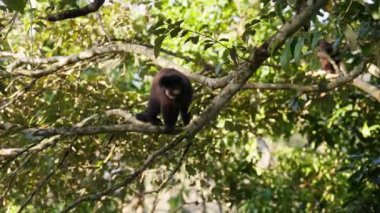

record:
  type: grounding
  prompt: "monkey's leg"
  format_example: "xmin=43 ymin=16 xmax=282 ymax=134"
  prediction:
xmin=180 ymin=105 xmax=191 ymax=126
xmin=162 ymin=104 xmax=180 ymax=132
xmin=136 ymin=98 xmax=162 ymax=125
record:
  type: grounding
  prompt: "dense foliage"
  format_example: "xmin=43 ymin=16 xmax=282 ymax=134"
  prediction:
xmin=0 ymin=0 xmax=379 ymax=212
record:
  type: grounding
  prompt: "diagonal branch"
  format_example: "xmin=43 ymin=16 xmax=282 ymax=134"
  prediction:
xmin=17 ymin=143 xmax=73 ymax=212
xmin=352 ymin=77 xmax=380 ymax=102
xmin=149 ymin=139 xmax=193 ymax=213
xmin=46 ymin=0 xmax=105 ymax=21
xmin=61 ymin=135 xmax=188 ymax=212
xmin=0 ymin=42 xmax=360 ymax=93
xmin=0 ymin=78 xmax=37 ymax=110
xmin=186 ymin=0 xmax=328 ymax=135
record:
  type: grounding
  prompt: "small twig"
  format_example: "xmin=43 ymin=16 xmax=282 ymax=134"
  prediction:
xmin=61 ymin=135 xmax=188 ymax=212
xmin=0 ymin=13 xmax=18 ymax=44
xmin=28 ymin=0 xmax=35 ymax=59
xmin=96 ymin=11 xmax=111 ymax=42
xmin=187 ymin=29 xmax=249 ymax=62
xmin=0 ymin=78 xmax=37 ymax=110
xmin=17 ymin=142 xmax=73 ymax=212
xmin=149 ymin=139 xmax=193 ymax=213
xmin=0 ymin=154 xmax=33 ymax=202
xmin=0 ymin=154 xmax=33 ymax=183
xmin=0 ymin=139 xmax=42 ymax=171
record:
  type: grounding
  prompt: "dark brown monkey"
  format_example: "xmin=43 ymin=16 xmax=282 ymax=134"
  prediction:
xmin=136 ymin=68 xmax=193 ymax=131
xmin=317 ymin=40 xmax=340 ymax=73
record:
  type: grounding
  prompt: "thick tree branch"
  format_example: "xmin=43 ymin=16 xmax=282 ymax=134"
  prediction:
xmin=186 ymin=0 xmax=328 ymax=135
xmin=18 ymin=121 xmax=178 ymax=137
xmin=46 ymin=0 xmax=105 ymax=22
xmin=352 ymin=78 xmax=380 ymax=102
xmin=0 ymin=111 xmax=181 ymax=156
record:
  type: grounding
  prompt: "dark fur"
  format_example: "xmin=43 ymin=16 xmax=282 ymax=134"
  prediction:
xmin=136 ymin=68 xmax=193 ymax=131
xmin=318 ymin=41 xmax=340 ymax=73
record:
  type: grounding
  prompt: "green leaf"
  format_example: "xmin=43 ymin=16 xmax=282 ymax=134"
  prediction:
xmin=185 ymin=36 xmax=199 ymax=44
xmin=199 ymin=24 xmax=209 ymax=31
xmin=148 ymin=18 xmax=165 ymax=33
xmin=311 ymin=31 xmax=322 ymax=48
xmin=204 ymin=43 xmax=214 ymax=50
xmin=219 ymin=38 xmax=229 ymax=42
xmin=170 ymin=27 xmax=182 ymax=38
xmin=202 ymin=39 xmax=213 ymax=44
xmin=245 ymin=19 xmax=260 ymax=29
xmin=3 ymin=0 xmax=27 ymax=12
xmin=153 ymin=28 xmax=167 ymax=35
xmin=361 ymin=122 xmax=371 ymax=138
xmin=174 ymin=20 xmax=184 ymax=26
xmin=191 ymin=36 xmax=199 ymax=44
xmin=185 ymin=165 xmax=196 ymax=176
xmin=294 ymin=37 xmax=305 ymax=65
xmin=43 ymin=91 xmax=57 ymax=105
xmin=280 ymin=40 xmax=292 ymax=69
xmin=230 ymin=47 xmax=238 ymax=66
xmin=181 ymin=30 xmax=189 ymax=37
xmin=222 ymin=48 xmax=230 ymax=61
xmin=35 ymin=21 xmax=47 ymax=28
xmin=251 ymin=19 xmax=260 ymax=25
xmin=184 ymin=37 xmax=192 ymax=44
xmin=154 ymin=36 xmax=165 ymax=58
xmin=242 ymin=29 xmax=256 ymax=43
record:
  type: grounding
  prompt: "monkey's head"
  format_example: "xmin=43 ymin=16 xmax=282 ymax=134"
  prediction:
xmin=159 ymin=75 xmax=183 ymax=100
xmin=318 ymin=40 xmax=333 ymax=53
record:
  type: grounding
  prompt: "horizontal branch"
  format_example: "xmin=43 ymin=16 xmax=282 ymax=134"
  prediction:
xmin=0 ymin=66 xmax=368 ymax=156
xmin=1 ymin=43 xmax=360 ymax=93
xmin=0 ymin=110 xmax=183 ymax=156
xmin=22 ymin=121 xmax=181 ymax=137
xmin=1 ymin=43 xmax=232 ymax=88
xmin=244 ymin=65 xmax=364 ymax=92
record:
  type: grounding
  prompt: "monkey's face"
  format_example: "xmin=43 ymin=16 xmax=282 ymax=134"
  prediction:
xmin=164 ymin=87 xmax=181 ymax=100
